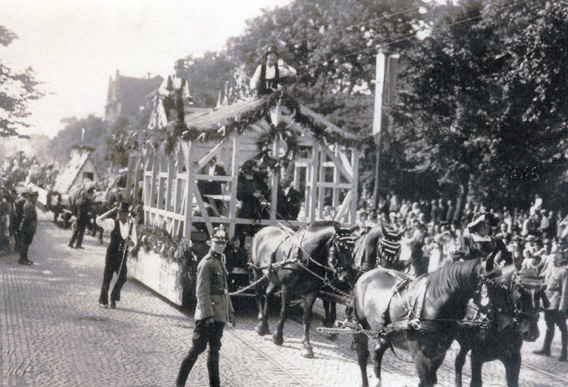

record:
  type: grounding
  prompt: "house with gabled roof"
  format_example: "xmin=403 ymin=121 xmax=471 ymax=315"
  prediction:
xmin=53 ymin=145 xmax=100 ymax=194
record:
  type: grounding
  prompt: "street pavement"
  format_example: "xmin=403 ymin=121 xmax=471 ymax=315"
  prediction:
xmin=1 ymin=211 xmax=568 ymax=386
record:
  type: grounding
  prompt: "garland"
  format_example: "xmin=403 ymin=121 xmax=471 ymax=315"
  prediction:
xmin=133 ymin=224 xmax=193 ymax=264
xmin=114 ymin=91 xmax=366 ymax=157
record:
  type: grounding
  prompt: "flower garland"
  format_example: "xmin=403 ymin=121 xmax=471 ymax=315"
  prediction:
xmin=134 ymin=224 xmax=193 ymax=264
xmin=114 ymin=91 xmax=366 ymax=158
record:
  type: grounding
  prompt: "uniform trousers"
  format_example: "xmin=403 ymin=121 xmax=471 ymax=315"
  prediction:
xmin=542 ymin=310 xmax=568 ymax=355
xmin=176 ymin=320 xmax=225 ymax=387
xmin=18 ymin=232 xmax=35 ymax=262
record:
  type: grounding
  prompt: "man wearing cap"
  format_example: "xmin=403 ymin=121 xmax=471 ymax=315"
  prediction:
xmin=159 ymin=59 xmax=193 ymax=122
xmin=250 ymin=44 xmax=297 ymax=96
xmin=17 ymin=190 xmax=38 ymax=265
xmin=458 ymin=212 xmax=513 ymax=266
xmin=534 ymin=244 xmax=568 ymax=361
xmin=95 ymin=202 xmax=136 ymax=308
xmin=176 ymin=225 xmax=235 ymax=387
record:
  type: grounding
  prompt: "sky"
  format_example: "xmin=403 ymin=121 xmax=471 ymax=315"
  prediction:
xmin=0 ymin=0 xmax=291 ymax=139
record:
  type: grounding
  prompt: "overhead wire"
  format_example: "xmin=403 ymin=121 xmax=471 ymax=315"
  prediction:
xmin=290 ymin=0 xmax=532 ymax=70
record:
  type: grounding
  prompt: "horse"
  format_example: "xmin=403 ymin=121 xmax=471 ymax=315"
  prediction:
xmin=454 ymin=268 xmax=544 ymax=387
xmin=353 ymin=224 xmax=406 ymax=272
xmin=353 ymin=257 xmax=509 ymax=387
xmin=250 ymin=223 xmax=355 ymax=358
xmin=320 ymin=224 xmax=405 ymax=342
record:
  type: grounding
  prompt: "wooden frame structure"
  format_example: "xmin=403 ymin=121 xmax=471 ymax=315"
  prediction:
xmin=127 ymin=96 xmax=362 ymax=242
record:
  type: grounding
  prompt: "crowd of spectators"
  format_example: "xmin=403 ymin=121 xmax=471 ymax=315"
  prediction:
xmin=352 ymin=191 xmax=568 ymax=275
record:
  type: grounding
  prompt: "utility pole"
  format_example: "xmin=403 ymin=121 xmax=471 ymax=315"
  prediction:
xmin=371 ymin=46 xmax=399 ymax=211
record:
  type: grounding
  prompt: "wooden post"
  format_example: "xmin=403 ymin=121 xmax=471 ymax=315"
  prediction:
xmin=372 ymin=47 xmax=387 ymax=211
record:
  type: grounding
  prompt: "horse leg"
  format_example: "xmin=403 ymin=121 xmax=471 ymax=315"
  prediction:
xmin=455 ymin=345 xmax=469 ymax=387
xmin=372 ymin=343 xmax=388 ymax=387
xmin=503 ymin=351 xmax=521 ymax=387
xmin=322 ymin=298 xmax=338 ymax=341
xmin=469 ymin=352 xmax=483 ymax=387
xmin=356 ymin=333 xmax=370 ymax=387
xmin=300 ymin=291 xmax=318 ymax=358
xmin=272 ymin=285 xmax=289 ymax=346
xmin=413 ymin=350 xmax=435 ymax=387
xmin=255 ymin=279 xmax=272 ymax=336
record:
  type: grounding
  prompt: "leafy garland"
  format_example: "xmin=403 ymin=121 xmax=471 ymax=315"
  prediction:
xmin=114 ymin=91 xmax=365 ymax=158
xmin=132 ymin=224 xmax=193 ymax=264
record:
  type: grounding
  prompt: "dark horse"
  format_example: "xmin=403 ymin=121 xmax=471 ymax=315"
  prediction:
xmin=321 ymin=224 xmax=404 ymax=332
xmin=353 ymin=224 xmax=406 ymax=272
xmin=250 ymin=223 xmax=354 ymax=358
xmin=353 ymin=258 xmax=508 ymax=387
xmin=455 ymin=268 xmax=543 ymax=387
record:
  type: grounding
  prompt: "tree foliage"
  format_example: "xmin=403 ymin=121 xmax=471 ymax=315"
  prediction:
xmin=0 ymin=26 xmax=43 ymax=137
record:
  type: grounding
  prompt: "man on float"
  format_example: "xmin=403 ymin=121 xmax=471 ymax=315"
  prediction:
xmin=250 ymin=45 xmax=297 ymax=96
xmin=159 ymin=59 xmax=193 ymax=122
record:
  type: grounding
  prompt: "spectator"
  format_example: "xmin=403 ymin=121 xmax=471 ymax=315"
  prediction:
xmin=534 ymin=243 xmax=568 ymax=361
xmin=18 ymin=189 xmax=38 ymax=265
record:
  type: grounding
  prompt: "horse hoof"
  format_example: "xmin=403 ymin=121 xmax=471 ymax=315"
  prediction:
xmin=255 ymin=325 xmax=270 ymax=336
xmin=301 ymin=347 xmax=314 ymax=358
xmin=272 ymin=333 xmax=284 ymax=346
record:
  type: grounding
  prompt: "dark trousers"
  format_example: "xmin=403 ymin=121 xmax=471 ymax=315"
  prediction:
xmin=176 ymin=320 xmax=225 ymax=387
xmin=542 ymin=310 xmax=568 ymax=355
xmin=99 ymin=251 xmax=127 ymax=305
xmin=69 ymin=220 xmax=88 ymax=248
xmin=18 ymin=232 xmax=35 ymax=262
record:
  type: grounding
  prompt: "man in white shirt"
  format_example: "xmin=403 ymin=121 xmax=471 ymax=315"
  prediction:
xmin=159 ymin=59 xmax=193 ymax=122
xmin=250 ymin=45 xmax=296 ymax=96
xmin=96 ymin=202 xmax=136 ymax=309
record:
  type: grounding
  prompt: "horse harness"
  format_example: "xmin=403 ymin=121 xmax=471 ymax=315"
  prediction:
xmin=251 ymin=232 xmax=353 ymax=299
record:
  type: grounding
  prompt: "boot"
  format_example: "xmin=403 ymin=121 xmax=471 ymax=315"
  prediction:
xmin=559 ymin=333 xmax=567 ymax=362
xmin=534 ymin=328 xmax=553 ymax=356
xmin=207 ymin=351 xmax=221 ymax=387
xmin=176 ymin=352 xmax=198 ymax=387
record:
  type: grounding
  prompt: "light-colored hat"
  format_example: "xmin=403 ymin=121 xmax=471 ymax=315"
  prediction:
xmin=211 ymin=225 xmax=228 ymax=243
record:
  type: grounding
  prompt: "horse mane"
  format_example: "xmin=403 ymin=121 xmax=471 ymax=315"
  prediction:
xmin=425 ymin=259 xmax=480 ymax=300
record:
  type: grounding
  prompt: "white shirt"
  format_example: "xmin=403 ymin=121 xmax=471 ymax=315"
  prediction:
xmin=158 ymin=75 xmax=191 ymax=100
xmin=250 ymin=60 xmax=297 ymax=90
xmin=96 ymin=217 xmax=137 ymax=245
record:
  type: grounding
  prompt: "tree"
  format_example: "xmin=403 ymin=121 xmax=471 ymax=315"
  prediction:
xmin=0 ymin=26 xmax=43 ymax=137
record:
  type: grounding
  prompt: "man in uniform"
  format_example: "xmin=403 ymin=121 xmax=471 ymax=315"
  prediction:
xmin=534 ymin=241 xmax=568 ymax=361
xmin=250 ymin=45 xmax=296 ymax=96
xmin=176 ymin=225 xmax=235 ymax=387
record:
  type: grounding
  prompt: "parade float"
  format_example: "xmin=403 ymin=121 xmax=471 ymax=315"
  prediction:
xmin=124 ymin=92 xmax=363 ymax=307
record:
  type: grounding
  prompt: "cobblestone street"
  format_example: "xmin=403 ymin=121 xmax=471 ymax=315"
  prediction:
xmin=2 ymin=213 xmax=568 ymax=386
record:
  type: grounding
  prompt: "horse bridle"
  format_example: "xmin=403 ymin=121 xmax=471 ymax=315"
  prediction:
xmin=477 ymin=275 xmax=542 ymax=330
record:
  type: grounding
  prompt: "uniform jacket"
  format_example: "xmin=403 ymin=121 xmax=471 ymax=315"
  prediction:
xmin=194 ymin=251 xmax=234 ymax=323
xmin=543 ymin=264 xmax=568 ymax=311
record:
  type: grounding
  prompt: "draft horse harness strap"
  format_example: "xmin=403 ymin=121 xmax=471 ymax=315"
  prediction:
xmin=246 ymin=232 xmax=352 ymax=300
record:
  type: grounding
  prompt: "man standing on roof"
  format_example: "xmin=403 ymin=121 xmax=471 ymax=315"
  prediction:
xmin=250 ymin=45 xmax=297 ymax=96
xmin=159 ymin=59 xmax=193 ymax=122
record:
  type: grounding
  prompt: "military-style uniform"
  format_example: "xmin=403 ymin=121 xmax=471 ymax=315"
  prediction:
xmin=535 ymin=263 xmax=568 ymax=360
xmin=176 ymin=227 xmax=234 ymax=387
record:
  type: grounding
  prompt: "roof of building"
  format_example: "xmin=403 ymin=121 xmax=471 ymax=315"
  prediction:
xmin=106 ymin=71 xmax=164 ymax=120
xmin=53 ymin=150 xmax=97 ymax=194
xmin=184 ymin=96 xmax=361 ymax=142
